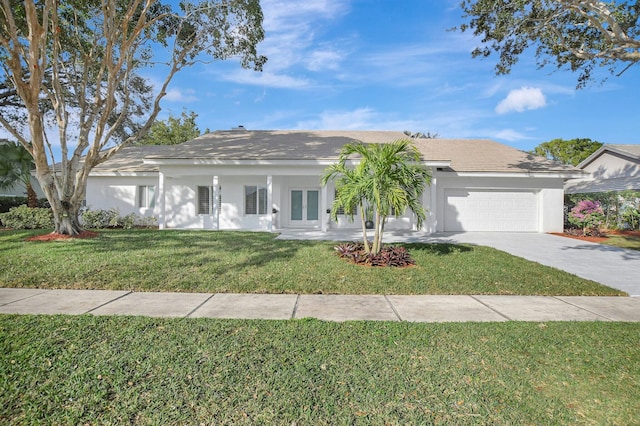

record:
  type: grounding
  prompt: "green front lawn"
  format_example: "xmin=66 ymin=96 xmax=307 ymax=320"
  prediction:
xmin=602 ymin=234 xmax=640 ymax=251
xmin=1 ymin=315 xmax=639 ymax=425
xmin=0 ymin=229 xmax=624 ymax=295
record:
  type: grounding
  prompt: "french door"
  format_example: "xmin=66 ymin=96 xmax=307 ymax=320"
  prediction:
xmin=290 ymin=189 xmax=320 ymax=226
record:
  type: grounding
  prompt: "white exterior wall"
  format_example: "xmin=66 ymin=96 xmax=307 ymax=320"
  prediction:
xmin=85 ymin=167 xmax=565 ymax=233
xmin=164 ymin=175 xmax=278 ymax=230
xmin=86 ymin=176 xmax=159 ymax=219
xmin=539 ymin=187 xmax=564 ymax=232
xmin=158 ymin=164 xmax=322 ymax=231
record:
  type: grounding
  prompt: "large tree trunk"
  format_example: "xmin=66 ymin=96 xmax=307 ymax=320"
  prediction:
xmin=51 ymin=201 xmax=83 ymax=235
xmin=35 ymin=164 xmax=86 ymax=236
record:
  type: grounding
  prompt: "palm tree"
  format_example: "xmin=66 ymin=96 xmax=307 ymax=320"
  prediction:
xmin=0 ymin=140 xmax=37 ymax=207
xmin=322 ymin=154 xmax=374 ymax=253
xmin=322 ymin=139 xmax=431 ymax=255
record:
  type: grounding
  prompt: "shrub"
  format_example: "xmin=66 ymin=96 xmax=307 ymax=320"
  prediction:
xmin=568 ymin=200 xmax=605 ymax=235
xmin=566 ymin=191 xmax=640 ymax=230
xmin=110 ymin=213 xmax=137 ymax=230
xmin=81 ymin=208 xmax=118 ymax=229
xmin=334 ymin=242 xmax=415 ymax=267
xmin=81 ymin=207 xmax=154 ymax=230
xmin=621 ymin=205 xmax=640 ymax=230
xmin=0 ymin=205 xmax=53 ymax=229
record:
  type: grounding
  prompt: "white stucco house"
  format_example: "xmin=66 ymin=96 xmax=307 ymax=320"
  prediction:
xmin=86 ymin=129 xmax=583 ymax=233
xmin=565 ymin=144 xmax=640 ymax=194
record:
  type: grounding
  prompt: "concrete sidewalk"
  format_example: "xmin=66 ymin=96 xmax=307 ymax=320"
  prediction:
xmin=2 ymin=288 xmax=640 ymax=322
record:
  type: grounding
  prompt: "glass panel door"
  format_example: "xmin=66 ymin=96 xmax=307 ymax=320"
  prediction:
xmin=291 ymin=190 xmax=303 ymax=221
xmin=306 ymin=190 xmax=319 ymax=221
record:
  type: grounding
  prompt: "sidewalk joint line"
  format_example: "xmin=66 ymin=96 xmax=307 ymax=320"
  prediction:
xmin=0 ymin=289 xmax=50 ymax=306
xmin=384 ymin=295 xmax=403 ymax=321
xmin=85 ymin=290 xmax=133 ymax=314
xmin=291 ymin=294 xmax=301 ymax=319
xmin=185 ymin=293 xmax=216 ymax=318
xmin=470 ymin=295 xmax=512 ymax=321
xmin=552 ymin=296 xmax=615 ymax=321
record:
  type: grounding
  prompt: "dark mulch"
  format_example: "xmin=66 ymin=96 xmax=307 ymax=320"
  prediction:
xmin=334 ymin=241 xmax=416 ymax=267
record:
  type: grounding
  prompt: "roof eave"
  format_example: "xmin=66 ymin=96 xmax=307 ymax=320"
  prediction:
xmin=444 ymin=171 xmax=586 ymax=179
xmin=577 ymin=145 xmax=640 ymax=169
xmin=143 ymin=158 xmax=452 ymax=167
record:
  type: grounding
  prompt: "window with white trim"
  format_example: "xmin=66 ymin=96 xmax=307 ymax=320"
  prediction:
xmin=138 ymin=185 xmax=155 ymax=208
xmin=197 ymin=186 xmax=212 ymax=215
xmin=197 ymin=186 xmax=221 ymax=215
xmin=245 ymin=185 xmax=267 ymax=215
xmin=334 ymin=189 xmax=357 ymax=215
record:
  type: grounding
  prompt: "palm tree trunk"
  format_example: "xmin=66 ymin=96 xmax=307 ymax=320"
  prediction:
xmin=26 ymin=181 xmax=38 ymax=208
xmin=359 ymin=203 xmax=371 ymax=253
xmin=372 ymin=211 xmax=381 ymax=255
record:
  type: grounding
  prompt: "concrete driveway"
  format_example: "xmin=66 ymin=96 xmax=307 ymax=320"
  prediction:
xmin=442 ymin=232 xmax=640 ymax=297
xmin=277 ymin=230 xmax=640 ymax=296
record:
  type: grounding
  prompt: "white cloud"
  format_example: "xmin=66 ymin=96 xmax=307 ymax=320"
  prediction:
xmin=214 ymin=0 xmax=350 ymax=89
xmin=260 ymin=0 xmax=350 ymax=70
xmin=492 ymin=128 xmax=532 ymax=141
xmin=296 ymin=108 xmax=377 ymax=129
xmin=163 ymin=88 xmax=198 ymax=103
xmin=221 ymin=69 xmax=312 ymax=89
xmin=495 ymin=86 xmax=547 ymax=114
xmin=307 ymin=49 xmax=344 ymax=71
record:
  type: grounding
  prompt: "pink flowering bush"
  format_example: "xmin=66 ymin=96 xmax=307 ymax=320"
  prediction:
xmin=568 ymin=200 xmax=605 ymax=235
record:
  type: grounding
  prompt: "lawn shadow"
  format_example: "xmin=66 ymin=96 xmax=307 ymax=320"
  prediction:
xmin=403 ymin=242 xmax=473 ymax=255
xmin=82 ymin=229 xmax=324 ymax=275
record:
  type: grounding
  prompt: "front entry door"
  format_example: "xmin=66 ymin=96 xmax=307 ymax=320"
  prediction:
xmin=290 ymin=189 xmax=319 ymax=226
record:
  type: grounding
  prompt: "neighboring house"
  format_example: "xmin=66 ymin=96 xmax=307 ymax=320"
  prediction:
xmin=0 ymin=178 xmax=45 ymax=198
xmin=565 ymin=144 xmax=640 ymax=194
xmin=86 ymin=129 xmax=583 ymax=233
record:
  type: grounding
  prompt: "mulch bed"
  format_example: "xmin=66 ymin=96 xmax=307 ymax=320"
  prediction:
xmin=26 ymin=231 xmax=100 ymax=242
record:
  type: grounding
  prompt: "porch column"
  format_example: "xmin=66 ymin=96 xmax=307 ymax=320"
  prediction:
xmin=266 ymin=175 xmax=273 ymax=232
xmin=321 ymin=185 xmax=328 ymax=232
xmin=212 ymin=175 xmax=220 ymax=230
xmin=158 ymin=171 xmax=165 ymax=230
xmin=429 ymin=174 xmax=437 ymax=232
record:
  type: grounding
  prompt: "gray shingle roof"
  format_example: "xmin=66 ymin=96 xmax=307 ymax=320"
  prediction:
xmin=412 ymin=138 xmax=577 ymax=173
xmin=145 ymin=130 xmax=413 ymax=161
xmin=92 ymin=130 xmax=580 ymax=174
xmin=91 ymin=145 xmax=172 ymax=173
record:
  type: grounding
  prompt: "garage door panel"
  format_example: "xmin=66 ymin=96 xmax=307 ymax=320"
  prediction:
xmin=444 ymin=189 xmax=538 ymax=232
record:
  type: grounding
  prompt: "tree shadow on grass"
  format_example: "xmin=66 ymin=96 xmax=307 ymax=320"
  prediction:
xmin=81 ymin=229 xmax=324 ymax=275
xmin=402 ymin=242 xmax=473 ymax=255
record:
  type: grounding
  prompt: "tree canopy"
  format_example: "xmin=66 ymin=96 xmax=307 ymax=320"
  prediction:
xmin=0 ymin=0 xmax=266 ymax=235
xmin=532 ymin=138 xmax=603 ymax=166
xmin=457 ymin=1 xmax=640 ymax=88
xmin=137 ymin=110 xmax=203 ymax=145
xmin=403 ymin=130 xmax=439 ymax=139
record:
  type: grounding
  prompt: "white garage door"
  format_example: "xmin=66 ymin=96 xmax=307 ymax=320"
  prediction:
xmin=444 ymin=189 xmax=538 ymax=232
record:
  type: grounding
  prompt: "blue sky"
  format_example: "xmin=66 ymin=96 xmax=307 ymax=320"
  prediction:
xmin=148 ymin=1 xmax=636 ymax=152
